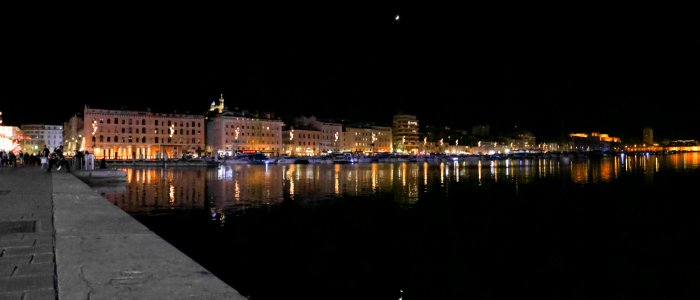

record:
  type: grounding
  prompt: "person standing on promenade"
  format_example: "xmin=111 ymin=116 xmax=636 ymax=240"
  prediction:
xmin=41 ymin=145 xmax=50 ymax=168
xmin=8 ymin=151 xmax=16 ymax=167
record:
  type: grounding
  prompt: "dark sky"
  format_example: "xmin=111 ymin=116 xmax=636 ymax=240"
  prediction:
xmin=1 ymin=5 xmax=698 ymax=142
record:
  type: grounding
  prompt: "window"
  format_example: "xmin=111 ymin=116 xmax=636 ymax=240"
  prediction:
xmin=92 ymin=136 xmax=96 ymax=142
xmin=107 ymin=119 xmax=111 ymax=124
xmin=135 ymin=128 xmax=139 ymax=134
xmin=115 ymin=136 xmax=118 ymax=142
xmin=107 ymin=137 xmax=111 ymax=142
xmin=155 ymin=120 xmax=159 ymax=126
xmin=128 ymin=128 xmax=132 ymax=134
xmin=99 ymin=135 xmax=103 ymax=142
xmin=128 ymin=119 xmax=132 ymax=125
xmin=128 ymin=136 xmax=132 ymax=143
xmin=122 ymin=119 xmax=125 ymax=125
xmin=142 ymin=127 xmax=146 ymax=134
xmin=192 ymin=121 xmax=195 ymax=127
xmin=198 ymin=123 xmax=201 ymax=127
xmin=168 ymin=120 xmax=171 ymax=126
xmin=122 ymin=128 xmax=125 ymax=133
xmin=142 ymin=136 xmax=146 ymax=143
xmin=155 ymin=137 xmax=159 ymax=143
xmin=142 ymin=119 xmax=145 ymax=125
xmin=180 ymin=129 xmax=183 ymax=135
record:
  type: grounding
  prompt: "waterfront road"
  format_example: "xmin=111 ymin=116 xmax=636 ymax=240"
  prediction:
xmin=0 ymin=166 xmax=245 ymax=299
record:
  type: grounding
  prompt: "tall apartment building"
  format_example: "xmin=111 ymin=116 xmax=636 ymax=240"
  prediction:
xmin=84 ymin=106 xmax=205 ymax=159
xmin=392 ymin=114 xmax=419 ymax=154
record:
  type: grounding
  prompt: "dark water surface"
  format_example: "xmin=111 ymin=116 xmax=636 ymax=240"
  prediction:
xmin=101 ymin=153 xmax=700 ymax=299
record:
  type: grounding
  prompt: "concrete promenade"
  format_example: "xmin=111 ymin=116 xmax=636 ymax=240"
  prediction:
xmin=1 ymin=166 xmax=246 ymax=299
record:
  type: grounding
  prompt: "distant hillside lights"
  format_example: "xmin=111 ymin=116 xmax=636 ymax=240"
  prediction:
xmin=568 ymin=132 xmax=622 ymax=152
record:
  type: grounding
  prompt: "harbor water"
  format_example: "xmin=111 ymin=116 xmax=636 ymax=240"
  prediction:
xmin=97 ymin=153 xmax=700 ymax=299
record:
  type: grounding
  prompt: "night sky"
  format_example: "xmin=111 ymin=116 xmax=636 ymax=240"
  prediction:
xmin=1 ymin=5 xmax=698 ymax=142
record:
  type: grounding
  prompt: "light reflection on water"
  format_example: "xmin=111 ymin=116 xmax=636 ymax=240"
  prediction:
xmin=104 ymin=153 xmax=700 ymax=214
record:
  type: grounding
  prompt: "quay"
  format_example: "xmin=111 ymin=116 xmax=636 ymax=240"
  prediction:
xmin=0 ymin=166 xmax=246 ymax=299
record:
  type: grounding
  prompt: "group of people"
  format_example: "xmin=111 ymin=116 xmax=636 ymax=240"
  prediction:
xmin=0 ymin=145 xmax=72 ymax=172
xmin=43 ymin=145 xmax=72 ymax=172
xmin=0 ymin=150 xmax=37 ymax=167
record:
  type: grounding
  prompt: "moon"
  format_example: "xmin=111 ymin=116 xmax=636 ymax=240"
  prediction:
xmin=395 ymin=14 xmax=400 ymax=22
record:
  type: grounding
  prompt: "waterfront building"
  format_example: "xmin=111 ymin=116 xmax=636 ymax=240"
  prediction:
xmin=83 ymin=106 xmax=205 ymax=159
xmin=507 ymin=130 xmax=536 ymax=150
xmin=343 ymin=126 xmax=392 ymax=153
xmin=643 ymin=127 xmax=654 ymax=145
xmin=392 ymin=114 xmax=419 ymax=154
xmin=63 ymin=114 xmax=84 ymax=154
xmin=206 ymin=95 xmax=284 ymax=156
xmin=282 ymin=128 xmax=322 ymax=156
xmin=20 ymin=124 xmax=63 ymax=154
xmin=293 ymin=116 xmax=343 ymax=154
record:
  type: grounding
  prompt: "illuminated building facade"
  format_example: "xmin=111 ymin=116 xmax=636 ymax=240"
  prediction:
xmin=84 ymin=106 xmax=205 ymax=159
xmin=20 ymin=124 xmax=63 ymax=154
xmin=508 ymin=130 xmax=536 ymax=150
xmin=0 ymin=126 xmax=23 ymax=153
xmin=63 ymin=114 xmax=84 ymax=153
xmin=293 ymin=116 xmax=343 ymax=154
xmin=206 ymin=95 xmax=284 ymax=156
xmin=320 ymin=122 xmax=343 ymax=153
xmin=283 ymin=128 xmax=321 ymax=156
xmin=207 ymin=115 xmax=283 ymax=156
xmin=392 ymin=114 xmax=419 ymax=154
xmin=343 ymin=126 xmax=392 ymax=153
